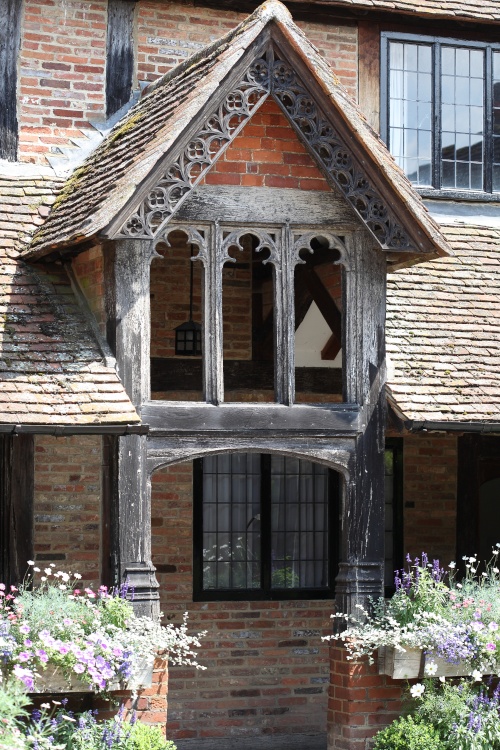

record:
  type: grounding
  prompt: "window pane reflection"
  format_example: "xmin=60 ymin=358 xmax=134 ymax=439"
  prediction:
xmin=494 ymin=53 xmax=500 ymax=192
xmin=440 ymin=46 xmax=484 ymax=191
xmin=389 ymin=41 xmax=433 ymax=186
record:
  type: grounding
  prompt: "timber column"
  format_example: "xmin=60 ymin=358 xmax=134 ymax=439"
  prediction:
xmin=105 ymin=238 xmax=160 ymax=618
xmin=335 ymin=228 xmax=386 ymax=618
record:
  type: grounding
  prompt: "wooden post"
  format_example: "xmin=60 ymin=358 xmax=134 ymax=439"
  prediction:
xmin=105 ymin=239 xmax=160 ymax=617
xmin=0 ymin=435 xmax=34 ymax=587
xmin=335 ymin=229 xmax=386 ymax=617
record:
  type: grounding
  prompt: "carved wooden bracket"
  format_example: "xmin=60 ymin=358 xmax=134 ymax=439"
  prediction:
xmin=115 ymin=46 xmax=414 ymax=253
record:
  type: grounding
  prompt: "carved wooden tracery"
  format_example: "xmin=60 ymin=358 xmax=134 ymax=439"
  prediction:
xmin=160 ymin=221 xmax=346 ymax=406
xmin=116 ymin=47 xmax=415 ymax=253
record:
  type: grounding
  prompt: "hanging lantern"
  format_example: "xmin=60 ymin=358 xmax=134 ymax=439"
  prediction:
xmin=175 ymin=249 xmax=202 ymax=356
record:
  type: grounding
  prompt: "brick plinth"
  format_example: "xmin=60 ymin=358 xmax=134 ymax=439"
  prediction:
xmin=94 ymin=657 xmax=169 ymax=731
xmin=328 ymin=646 xmax=403 ymax=750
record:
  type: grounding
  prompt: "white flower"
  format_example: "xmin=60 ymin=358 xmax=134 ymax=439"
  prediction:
xmin=74 ymin=573 xmax=82 ymax=580
xmin=40 ymin=576 xmax=47 ymax=582
xmin=59 ymin=584 xmax=67 ymax=590
xmin=456 ymin=583 xmax=463 ymax=589
xmin=410 ymin=683 xmax=425 ymax=698
xmin=425 ymin=661 xmax=438 ymax=676
xmin=50 ymin=563 xmax=55 ymax=568
xmin=60 ymin=572 xmax=70 ymax=582
xmin=40 ymin=703 xmax=51 ymax=710
xmin=469 ymin=557 xmax=477 ymax=564
xmin=33 ymin=567 xmax=40 ymax=572
xmin=439 ymin=676 xmax=446 ymax=683
xmin=27 ymin=560 xmax=35 ymax=566
xmin=494 ymin=568 xmax=499 ymax=574
xmin=471 ymin=670 xmax=482 ymax=682
xmin=448 ymin=562 xmax=456 ymax=569
xmin=44 ymin=568 xmax=52 ymax=576
xmin=489 ymin=622 xmax=499 ymax=632
xmin=496 ymin=543 xmax=500 ymax=548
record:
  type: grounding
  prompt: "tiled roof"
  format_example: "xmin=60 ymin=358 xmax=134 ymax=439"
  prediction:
xmin=387 ymin=224 xmax=500 ymax=424
xmin=0 ymin=172 xmax=139 ymax=425
xmin=296 ymin=0 xmax=500 ymax=24
xmin=25 ymin=0 xmax=450 ymax=263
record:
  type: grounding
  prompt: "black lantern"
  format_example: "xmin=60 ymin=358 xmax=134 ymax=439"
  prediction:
xmin=175 ymin=251 xmax=202 ymax=356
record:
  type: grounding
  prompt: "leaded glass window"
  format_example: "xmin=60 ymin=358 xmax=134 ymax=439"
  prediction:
xmin=194 ymin=453 xmax=338 ymax=599
xmin=382 ymin=33 xmax=500 ymax=195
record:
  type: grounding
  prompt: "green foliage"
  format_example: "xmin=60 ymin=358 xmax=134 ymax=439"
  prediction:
xmin=124 ymin=722 xmax=177 ymax=750
xmin=415 ymin=680 xmax=500 ymax=750
xmin=0 ymin=678 xmax=30 ymax=750
xmin=99 ymin=595 xmax=134 ymax=629
xmin=373 ymin=715 xmax=445 ymax=750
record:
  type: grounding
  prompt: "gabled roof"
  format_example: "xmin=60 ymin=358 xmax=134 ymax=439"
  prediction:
xmin=25 ymin=0 xmax=450 ymax=265
xmin=287 ymin=0 xmax=500 ymax=24
xmin=0 ymin=169 xmax=139 ymax=426
xmin=387 ymin=224 xmax=500 ymax=424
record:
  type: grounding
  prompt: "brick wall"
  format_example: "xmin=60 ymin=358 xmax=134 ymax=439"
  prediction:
xmin=33 ymin=434 xmax=102 ymax=584
xmin=72 ymin=244 xmax=106 ymax=334
xmin=151 ymin=461 xmax=332 ymax=741
xmin=201 ymin=98 xmax=330 ymax=191
xmin=137 ymin=3 xmax=357 ymax=97
xmin=403 ymin=433 xmax=457 ymax=564
xmin=16 ymin=0 xmax=357 ymax=164
xmin=19 ymin=0 xmax=107 ymax=163
xmin=328 ymin=646 xmax=403 ymax=750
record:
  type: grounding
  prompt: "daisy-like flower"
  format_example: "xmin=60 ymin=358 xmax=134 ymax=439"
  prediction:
xmin=439 ymin=676 xmax=446 ymax=683
xmin=471 ymin=670 xmax=482 ymax=682
xmin=410 ymin=683 xmax=425 ymax=698
xmin=425 ymin=661 xmax=438 ymax=676
xmin=27 ymin=560 xmax=34 ymax=566
xmin=40 ymin=703 xmax=50 ymax=710
xmin=448 ymin=561 xmax=456 ymax=569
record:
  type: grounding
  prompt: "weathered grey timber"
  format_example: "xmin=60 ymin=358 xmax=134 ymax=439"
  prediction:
xmin=0 ymin=0 xmax=22 ymax=160
xmin=177 ymin=185 xmax=357 ymax=227
xmin=111 ymin=433 xmax=160 ymax=617
xmin=335 ymin=229 xmax=386 ymax=618
xmin=0 ymin=435 xmax=34 ymax=587
xmin=105 ymin=239 xmax=160 ymax=617
xmin=146 ymin=436 xmax=354 ymax=476
xmin=142 ymin=403 xmax=360 ymax=435
xmin=106 ymin=0 xmax=136 ymax=118
xmin=105 ymin=239 xmax=153 ymax=408
xmin=175 ymin=732 xmax=327 ymax=750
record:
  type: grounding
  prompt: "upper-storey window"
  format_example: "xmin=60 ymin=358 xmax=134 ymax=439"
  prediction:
xmin=381 ymin=33 xmax=500 ymax=196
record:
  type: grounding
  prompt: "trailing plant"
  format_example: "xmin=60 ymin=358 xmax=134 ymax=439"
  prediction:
xmin=1 ymin=563 xmax=205 ymax=694
xmin=324 ymin=547 xmax=500 ymax=678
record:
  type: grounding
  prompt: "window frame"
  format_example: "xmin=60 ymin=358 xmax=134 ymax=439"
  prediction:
xmin=384 ymin=438 xmax=404 ymax=597
xmin=381 ymin=31 xmax=500 ymax=200
xmin=192 ymin=455 xmax=340 ymax=601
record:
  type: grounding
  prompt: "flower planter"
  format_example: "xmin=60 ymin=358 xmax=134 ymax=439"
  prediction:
xmin=31 ymin=657 xmax=155 ymax=694
xmin=378 ymin=646 xmax=468 ymax=679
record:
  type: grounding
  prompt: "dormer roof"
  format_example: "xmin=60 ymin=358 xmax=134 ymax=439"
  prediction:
xmin=24 ymin=0 xmax=450 ymax=266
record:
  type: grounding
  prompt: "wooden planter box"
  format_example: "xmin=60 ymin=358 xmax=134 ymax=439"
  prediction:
xmin=378 ymin=646 xmax=467 ymax=679
xmin=32 ymin=657 xmax=155 ymax=694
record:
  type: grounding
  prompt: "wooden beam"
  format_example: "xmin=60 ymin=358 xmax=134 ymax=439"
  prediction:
xmin=0 ymin=0 xmax=22 ymax=160
xmin=321 ymin=333 xmax=341 ymax=361
xmin=296 ymin=265 xmax=342 ymax=341
xmin=0 ymin=435 xmax=34 ymax=587
xmin=106 ymin=0 xmax=136 ymax=118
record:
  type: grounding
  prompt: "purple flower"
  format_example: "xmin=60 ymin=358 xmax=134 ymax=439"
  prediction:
xmin=18 ymin=651 xmax=32 ymax=662
xmin=13 ymin=664 xmax=34 ymax=691
xmin=486 ymin=642 xmax=496 ymax=652
xmin=73 ymin=663 xmax=85 ymax=674
xmin=19 ymin=624 xmax=30 ymax=635
xmin=36 ymin=648 xmax=49 ymax=664
xmin=58 ymin=644 xmax=70 ymax=655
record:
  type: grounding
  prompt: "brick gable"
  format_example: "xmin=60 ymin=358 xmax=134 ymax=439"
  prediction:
xmin=201 ymin=98 xmax=331 ymax=191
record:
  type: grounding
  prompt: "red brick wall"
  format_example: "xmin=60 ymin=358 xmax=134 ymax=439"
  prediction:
xmin=19 ymin=0 xmax=107 ymax=163
xmin=33 ymin=435 xmax=102 ymax=584
xmin=72 ymin=244 xmax=106 ymax=335
xmin=137 ymin=3 xmax=357 ymax=97
xmin=151 ymin=461 xmax=332 ymax=741
xmin=328 ymin=646 xmax=403 ymax=750
xmin=15 ymin=0 xmax=357 ymax=164
xmin=403 ymin=434 xmax=457 ymax=564
xmin=201 ymin=98 xmax=330 ymax=191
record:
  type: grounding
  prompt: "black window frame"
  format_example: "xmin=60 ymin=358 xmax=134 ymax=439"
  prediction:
xmin=381 ymin=31 xmax=500 ymax=200
xmin=193 ymin=454 xmax=340 ymax=601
